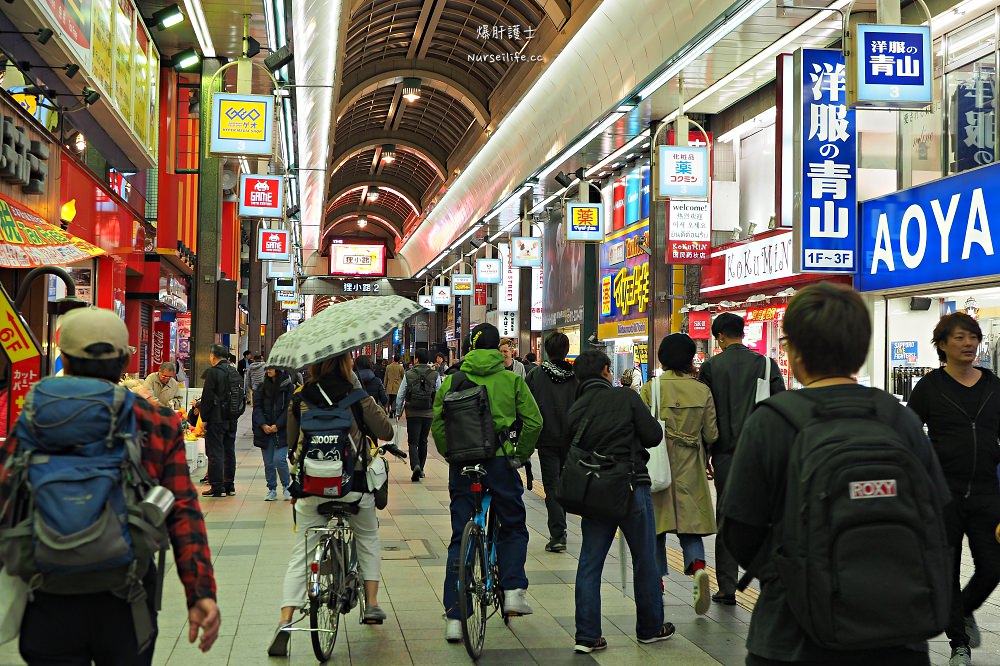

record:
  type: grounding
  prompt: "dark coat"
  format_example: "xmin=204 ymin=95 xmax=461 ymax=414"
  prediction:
xmin=201 ymin=361 xmax=235 ymax=423
xmin=252 ymin=372 xmax=294 ymax=448
xmin=525 ymin=361 xmax=578 ymax=448
xmin=357 ymin=368 xmax=389 ymax=405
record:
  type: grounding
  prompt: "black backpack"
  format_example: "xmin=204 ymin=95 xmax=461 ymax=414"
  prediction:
xmin=756 ymin=389 xmax=950 ymax=650
xmin=405 ymin=367 xmax=437 ymax=410
xmin=441 ymin=372 xmax=499 ymax=463
xmin=219 ymin=364 xmax=246 ymax=420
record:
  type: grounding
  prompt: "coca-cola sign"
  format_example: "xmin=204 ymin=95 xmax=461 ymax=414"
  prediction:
xmin=239 ymin=174 xmax=284 ymax=218
xmin=257 ymin=228 xmax=290 ymax=261
xmin=151 ymin=321 xmax=171 ymax=368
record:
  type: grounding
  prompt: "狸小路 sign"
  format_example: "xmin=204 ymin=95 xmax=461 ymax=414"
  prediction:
xmin=852 ymin=25 xmax=932 ymax=110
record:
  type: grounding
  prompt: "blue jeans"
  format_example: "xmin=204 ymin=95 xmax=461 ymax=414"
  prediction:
xmin=261 ymin=443 xmax=290 ymax=491
xmin=656 ymin=532 xmax=707 ymax=576
xmin=443 ymin=456 xmax=529 ymax=619
xmin=575 ymin=485 xmax=663 ymax=642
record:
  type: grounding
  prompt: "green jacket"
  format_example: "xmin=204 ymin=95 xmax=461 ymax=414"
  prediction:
xmin=432 ymin=349 xmax=542 ymax=461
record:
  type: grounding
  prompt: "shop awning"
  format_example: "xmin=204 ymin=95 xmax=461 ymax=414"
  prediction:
xmin=0 ymin=195 xmax=105 ymax=269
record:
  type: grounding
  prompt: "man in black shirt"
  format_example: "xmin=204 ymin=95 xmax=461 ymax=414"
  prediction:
xmin=237 ymin=350 xmax=252 ymax=377
xmin=720 ymin=283 xmax=949 ymax=665
xmin=907 ymin=313 xmax=1000 ymax=666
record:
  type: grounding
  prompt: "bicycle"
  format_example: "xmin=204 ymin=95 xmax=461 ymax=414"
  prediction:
xmin=455 ymin=459 xmax=533 ymax=660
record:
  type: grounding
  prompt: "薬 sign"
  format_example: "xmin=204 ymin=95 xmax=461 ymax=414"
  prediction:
xmin=565 ymin=202 xmax=603 ymax=242
xmin=657 ymin=146 xmax=709 ymax=199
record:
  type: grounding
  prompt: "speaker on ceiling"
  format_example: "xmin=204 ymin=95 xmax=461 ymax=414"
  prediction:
xmin=910 ymin=297 xmax=932 ymax=311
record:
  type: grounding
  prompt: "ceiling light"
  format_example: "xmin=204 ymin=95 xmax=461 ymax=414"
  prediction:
xmin=172 ymin=48 xmax=201 ymax=71
xmin=381 ymin=145 xmax=396 ymax=163
xmin=401 ymin=78 xmax=421 ymax=102
xmin=616 ymin=96 xmax=640 ymax=113
xmin=73 ymin=132 xmax=86 ymax=153
xmin=149 ymin=4 xmax=185 ymax=30
xmin=357 ymin=216 xmax=368 ymax=228
xmin=366 ymin=186 xmax=380 ymax=202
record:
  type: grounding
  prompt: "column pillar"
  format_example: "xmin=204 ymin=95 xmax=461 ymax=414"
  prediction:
xmin=647 ymin=122 xmax=674 ymax=376
xmin=247 ymin=222 xmax=263 ymax=355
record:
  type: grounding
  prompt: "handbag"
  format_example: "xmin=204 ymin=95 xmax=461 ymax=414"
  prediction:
xmin=555 ymin=412 xmax=635 ymax=524
xmin=366 ymin=456 xmax=389 ymax=510
xmin=0 ymin=567 xmax=28 ymax=645
xmin=755 ymin=355 xmax=772 ymax=404
xmin=647 ymin=378 xmax=673 ymax=493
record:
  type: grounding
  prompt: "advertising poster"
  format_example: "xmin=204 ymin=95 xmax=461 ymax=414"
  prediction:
xmin=146 ymin=47 xmax=159 ymax=155
xmin=132 ymin=22 xmax=149 ymax=147
xmin=329 ymin=242 xmax=387 ymax=277
xmin=113 ymin=0 xmax=133 ymax=125
xmin=667 ymin=199 xmax=712 ymax=264
xmin=66 ymin=266 xmax=94 ymax=304
xmin=38 ymin=0 xmax=94 ymax=67
xmin=543 ymin=211 xmax=585 ymax=330
xmin=531 ymin=267 xmax=543 ymax=331
xmin=91 ymin=0 xmax=114 ymax=92
xmin=151 ymin=320 xmax=171 ymax=368
xmin=598 ymin=220 xmax=649 ymax=340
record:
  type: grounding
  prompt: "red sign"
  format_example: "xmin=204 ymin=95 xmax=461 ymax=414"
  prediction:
xmin=474 ymin=284 xmax=487 ymax=306
xmin=151 ymin=321 xmax=171 ymax=368
xmin=746 ymin=304 xmax=787 ymax=323
xmin=612 ymin=178 xmax=626 ymax=231
xmin=688 ymin=311 xmax=712 ymax=340
xmin=257 ymin=228 xmax=290 ymax=260
xmin=239 ymin=175 xmax=284 ymax=218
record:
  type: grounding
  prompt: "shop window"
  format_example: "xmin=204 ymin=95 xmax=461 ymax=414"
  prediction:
xmin=946 ymin=13 xmax=996 ymax=69
xmin=737 ymin=125 xmax=776 ymax=234
xmin=856 ymin=110 xmax=898 ymax=201
xmin=946 ymin=53 xmax=996 ymax=174
xmin=899 ymin=39 xmax=945 ymax=189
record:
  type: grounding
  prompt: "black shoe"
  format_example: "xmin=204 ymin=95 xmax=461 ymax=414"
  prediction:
xmin=711 ymin=591 xmax=737 ymax=605
xmin=199 ymin=475 xmax=209 ymax=484
xmin=545 ymin=538 xmax=567 ymax=553
xmin=202 ymin=489 xmax=226 ymax=498
xmin=267 ymin=623 xmax=291 ymax=657
xmin=411 ymin=465 xmax=422 ymax=482
xmin=638 ymin=623 xmax=676 ymax=644
xmin=574 ymin=637 xmax=607 ymax=654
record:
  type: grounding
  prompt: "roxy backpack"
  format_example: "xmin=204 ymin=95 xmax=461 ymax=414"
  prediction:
xmin=290 ymin=388 xmax=368 ymax=500
xmin=404 ymin=366 xmax=437 ymax=410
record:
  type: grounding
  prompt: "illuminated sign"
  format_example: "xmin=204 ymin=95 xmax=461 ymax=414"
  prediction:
xmin=853 ymin=24 xmax=932 ymax=110
xmin=432 ymin=285 xmax=452 ymax=306
xmin=239 ymin=175 xmax=284 ymax=218
xmin=746 ymin=304 xmax=787 ymax=322
xmin=511 ymin=236 xmax=542 ymax=267
xmin=418 ymin=294 xmax=434 ymax=311
xmin=452 ymin=274 xmax=473 ymax=296
xmin=598 ymin=220 xmax=650 ymax=340
xmin=210 ymin=93 xmax=275 ymax=155
xmin=667 ymin=199 xmax=711 ymax=264
xmin=566 ymin=202 xmax=603 ymax=242
xmin=657 ymin=146 xmax=709 ymax=199
xmin=328 ymin=241 xmax=387 ymax=277
xmin=476 ymin=258 xmax=502 ymax=284
xmin=257 ymin=227 xmax=290 ymax=260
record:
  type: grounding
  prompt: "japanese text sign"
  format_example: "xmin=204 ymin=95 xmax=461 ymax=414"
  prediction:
xmin=954 ymin=68 xmax=995 ymax=172
xmin=257 ymin=228 xmax=290 ymax=261
xmin=239 ymin=175 xmax=284 ymax=218
xmin=746 ymin=304 xmax=787 ymax=323
xmin=432 ymin=285 xmax=452 ymax=306
xmin=657 ymin=146 xmax=709 ymax=199
xmin=794 ymin=48 xmax=858 ymax=274
xmin=854 ymin=25 xmax=932 ymax=109
xmin=566 ymin=202 xmax=603 ymax=241
xmin=476 ymin=258 xmax=502 ymax=284
xmin=341 ymin=282 xmax=381 ymax=294
xmin=498 ymin=311 xmax=518 ymax=338
xmin=511 ymin=237 xmax=542 ymax=267
xmin=667 ymin=200 xmax=712 ymax=264
xmin=418 ymin=294 xmax=435 ymax=311
xmin=210 ymin=93 xmax=275 ymax=156
xmin=598 ymin=220 xmax=650 ymax=340
xmin=329 ymin=242 xmax=387 ymax=277
xmin=452 ymin=273 xmax=474 ymax=296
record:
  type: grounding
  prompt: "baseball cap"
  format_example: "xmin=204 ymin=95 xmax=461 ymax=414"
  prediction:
xmin=58 ymin=307 xmax=130 ymax=360
xmin=470 ymin=323 xmax=500 ymax=350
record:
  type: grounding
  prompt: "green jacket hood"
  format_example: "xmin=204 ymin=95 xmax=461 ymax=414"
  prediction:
xmin=460 ymin=349 xmax=505 ymax=376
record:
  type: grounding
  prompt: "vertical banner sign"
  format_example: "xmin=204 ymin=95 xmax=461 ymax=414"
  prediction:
xmin=954 ymin=68 xmax=995 ymax=172
xmin=211 ymin=94 xmax=276 ymax=155
xmin=132 ymin=22 xmax=150 ymax=148
xmin=625 ymin=170 xmax=642 ymax=225
xmin=151 ymin=320 xmax=171 ymax=367
xmin=0 ymin=284 xmax=42 ymax=434
xmin=113 ymin=0 xmax=133 ymax=125
xmin=640 ymin=165 xmax=651 ymax=220
xmin=613 ymin=178 xmax=626 ymax=231
xmin=794 ymin=48 xmax=858 ymax=273
xmin=531 ymin=267 xmax=543 ymax=331
xmin=657 ymin=146 xmax=710 ymax=199
xmin=474 ymin=284 xmax=487 ymax=306
xmin=499 ymin=311 xmax=519 ymax=338
xmin=92 ymin=0 xmax=114 ymax=93
xmin=453 ymin=296 xmax=464 ymax=339
xmin=497 ymin=242 xmax=520 ymax=311
xmin=666 ymin=200 xmax=712 ymax=264
xmin=853 ymin=25 xmax=932 ymax=109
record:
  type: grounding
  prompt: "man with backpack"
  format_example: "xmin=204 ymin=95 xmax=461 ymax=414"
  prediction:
xmin=907 ymin=312 xmax=1000 ymax=666
xmin=719 ymin=283 xmax=951 ymax=666
xmin=0 ymin=307 xmax=220 ymax=662
xmin=699 ymin=311 xmax=784 ymax=605
xmin=201 ymin=343 xmax=245 ymax=498
xmin=395 ymin=347 xmax=441 ymax=482
xmin=432 ymin=323 xmax=542 ymax=642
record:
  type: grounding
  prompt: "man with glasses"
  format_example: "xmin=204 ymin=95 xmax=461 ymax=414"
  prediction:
xmin=143 ymin=361 xmax=180 ymax=407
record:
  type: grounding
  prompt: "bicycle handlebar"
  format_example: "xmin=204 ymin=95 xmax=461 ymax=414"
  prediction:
xmin=378 ymin=442 xmax=408 ymax=460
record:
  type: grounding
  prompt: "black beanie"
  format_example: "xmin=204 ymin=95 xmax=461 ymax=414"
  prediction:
xmin=658 ymin=333 xmax=696 ymax=371
xmin=470 ymin=323 xmax=501 ymax=350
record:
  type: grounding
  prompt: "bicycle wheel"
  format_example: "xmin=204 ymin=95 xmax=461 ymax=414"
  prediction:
xmin=486 ymin=506 xmax=508 ymax=626
xmin=310 ymin=538 xmax=344 ymax=662
xmin=458 ymin=520 xmax=488 ymax=660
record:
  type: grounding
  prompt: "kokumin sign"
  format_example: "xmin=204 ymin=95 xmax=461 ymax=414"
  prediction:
xmin=239 ymin=175 xmax=284 ymax=218
xmin=257 ymin=228 xmax=290 ymax=261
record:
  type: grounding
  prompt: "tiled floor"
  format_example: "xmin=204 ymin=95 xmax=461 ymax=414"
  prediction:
xmin=2 ymin=414 xmax=999 ymax=665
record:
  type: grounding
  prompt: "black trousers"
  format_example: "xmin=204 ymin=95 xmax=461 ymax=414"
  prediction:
xmin=20 ymin=590 xmax=157 ymax=665
xmin=712 ymin=451 xmax=739 ymax=595
xmin=537 ymin=446 xmax=568 ymax=541
xmin=206 ymin=418 xmax=238 ymax=492
xmin=405 ymin=416 xmax=432 ymax=471
xmin=944 ymin=493 xmax=1000 ymax=648
xmin=746 ymin=649 xmax=929 ymax=666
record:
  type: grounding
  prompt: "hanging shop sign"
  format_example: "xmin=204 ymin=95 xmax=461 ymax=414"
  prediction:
xmin=497 ymin=242 xmax=520 ymax=311
xmin=328 ymin=241 xmax=387 ymax=277
xmin=418 ymin=294 xmax=435 ymax=311
xmin=0 ymin=195 xmax=106 ymax=268
xmin=657 ymin=146 xmax=709 ymax=199
xmin=794 ymin=48 xmax=858 ymax=274
xmin=476 ymin=258 xmax=502 ymax=284
xmin=280 ymin=300 xmax=300 ymax=310
xmin=498 ymin=311 xmax=518 ymax=338
xmin=341 ymin=282 xmax=380 ymax=294
xmin=240 ymin=175 xmax=284 ymax=218
xmin=565 ymin=202 xmax=603 ymax=242
xmin=598 ymin=220 xmax=650 ymax=340
xmin=859 ymin=161 xmax=1000 ymax=292
xmin=511 ymin=237 xmax=542 ymax=268
xmin=257 ymin=227 xmax=290 ymax=260
xmin=475 ymin=283 xmax=487 ymax=306
xmin=688 ymin=311 xmax=712 ymax=339
xmin=531 ymin=266 xmax=543 ymax=332
xmin=746 ymin=304 xmax=787 ymax=322
xmin=667 ymin=199 xmax=712 ymax=264
xmin=851 ymin=25 xmax=932 ymax=110
xmin=210 ymin=93 xmax=275 ymax=156
xmin=452 ymin=273 xmax=474 ymax=296
xmin=432 ymin=284 xmax=452 ymax=306
xmin=274 ymin=290 xmax=296 ymax=301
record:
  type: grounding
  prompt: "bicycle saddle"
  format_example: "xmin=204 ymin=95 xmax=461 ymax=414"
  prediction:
xmin=317 ymin=501 xmax=361 ymax=518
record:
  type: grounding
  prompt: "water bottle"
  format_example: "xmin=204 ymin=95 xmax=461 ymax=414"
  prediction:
xmin=140 ymin=486 xmax=176 ymax=527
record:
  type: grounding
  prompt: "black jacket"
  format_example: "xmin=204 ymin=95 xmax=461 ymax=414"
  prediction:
xmin=908 ymin=367 xmax=1000 ymax=497
xmin=252 ymin=372 xmax=294 ymax=448
xmin=445 ymin=359 xmax=464 ymax=376
xmin=526 ymin=361 xmax=578 ymax=448
xmin=357 ymin=368 xmax=388 ymax=405
xmin=566 ymin=377 xmax=663 ymax=486
xmin=699 ymin=343 xmax=785 ymax=455
xmin=201 ymin=360 xmax=235 ymax=423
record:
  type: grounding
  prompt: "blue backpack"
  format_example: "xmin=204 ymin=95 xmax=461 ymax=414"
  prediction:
xmin=0 ymin=377 xmax=169 ymax=650
xmin=290 ymin=388 xmax=368 ymax=500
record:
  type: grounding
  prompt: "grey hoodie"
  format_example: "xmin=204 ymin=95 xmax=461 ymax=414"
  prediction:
xmin=245 ymin=361 xmax=267 ymax=395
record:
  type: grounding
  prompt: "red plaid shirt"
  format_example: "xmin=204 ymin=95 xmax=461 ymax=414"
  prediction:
xmin=0 ymin=395 xmax=217 ymax=608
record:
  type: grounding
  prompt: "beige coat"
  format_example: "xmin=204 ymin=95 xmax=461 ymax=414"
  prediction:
xmin=384 ymin=362 xmax=405 ymax=395
xmin=640 ymin=373 xmax=719 ymax=536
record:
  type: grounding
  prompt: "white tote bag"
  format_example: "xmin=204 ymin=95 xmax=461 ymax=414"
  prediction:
xmin=755 ymin=356 xmax=772 ymax=404
xmin=647 ymin=378 xmax=673 ymax=493
xmin=0 ymin=568 xmax=28 ymax=645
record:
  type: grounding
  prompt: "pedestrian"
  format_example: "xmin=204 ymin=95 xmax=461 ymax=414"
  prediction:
xmin=619 ymin=366 xmax=642 ymax=392
xmin=445 ymin=336 xmax=471 ymax=375
xmin=252 ymin=366 xmax=294 ymax=501
xmin=201 ymin=344 xmax=242 ymax=498
xmin=374 ymin=358 xmax=387 ymax=383
xmin=523 ymin=352 xmax=538 ymax=373
xmin=244 ymin=354 xmax=266 ymax=406
xmin=396 ymin=347 xmax=441 ymax=482
xmin=267 ymin=353 xmax=395 ymax=656
xmin=384 ymin=354 xmax=405 ymax=417
xmin=237 ymin=350 xmax=252 ymax=377
xmin=568 ymin=349 xmax=676 ymax=653
xmin=698 ymin=311 xmax=784 ymax=604
xmin=0 ymin=307 xmax=220 ymax=662
xmin=435 ymin=352 xmax=448 ymax=378
xmin=144 ymin=361 xmax=180 ymax=407
xmin=355 ymin=355 xmax=389 ymax=409
xmin=525 ymin=331 xmax=578 ymax=553
xmin=500 ymin=338 xmax=526 ymax=377
xmin=907 ymin=312 xmax=1000 ymax=666
xmin=719 ymin=283 xmax=951 ymax=666
xmin=433 ymin=323 xmax=542 ymax=642
xmin=641 ymin=333 xmax=718 ymax=615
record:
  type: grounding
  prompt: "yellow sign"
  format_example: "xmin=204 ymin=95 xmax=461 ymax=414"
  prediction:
xmin=0 ymin=288 xmax=39 ymax=364
xmin=113 ymin=0 xmax=133 ymax=125
xmin=634 ymin=344 xmax=648 ymax=365
xmin=218 ymin=98 xmax=268 ymax=141
xmin=91 ymin=0 xmax=114 ymax=93
xmin=11 ymin=93 xmax=37 ymax=116
xmin=601 ymin=275 xmax=612 ymax=316
xmin=132 ymin=22 xmax=150 ymax=147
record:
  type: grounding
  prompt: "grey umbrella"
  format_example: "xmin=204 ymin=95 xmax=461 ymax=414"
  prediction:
xmin=266 ymin=295 xmax=424 ymax=370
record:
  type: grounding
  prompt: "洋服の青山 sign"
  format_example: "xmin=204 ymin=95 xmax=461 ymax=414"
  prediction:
xmin=598 ymin=219 xmax=650 ymax=340
xmin=853 ymin=24 xmax=932 ymax=109
xmin=859 ymin=161 xmax=1000 ymax=292
xmin=257 ymin=228 xmax=290 ymax=261
xmin=239 ymin=175 xmax=284 ymax=218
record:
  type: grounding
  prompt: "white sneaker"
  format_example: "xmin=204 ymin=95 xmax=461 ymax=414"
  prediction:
xmin=445 ymin=618 xmax=462 ymax=643
xmin=693 ymin=569 xmax=710 ymax=615
xmin=503 ymin=588 xmax=533 ymax=616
